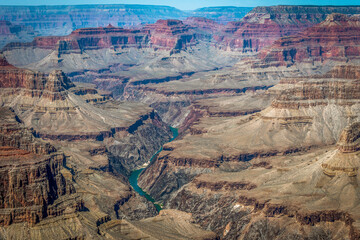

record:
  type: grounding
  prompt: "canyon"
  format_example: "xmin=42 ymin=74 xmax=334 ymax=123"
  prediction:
xmin=138 ymin=64 xmax=360 ymax=239
xmin=0 ymin=5 xmax=252 ymax=36
xmin=1 ymin=3 xmax=360 ymax=240
xmin=4 ymin=6 xmax=360 ymax=128
xmin=0 ymin=54 xmax=216 ymax=239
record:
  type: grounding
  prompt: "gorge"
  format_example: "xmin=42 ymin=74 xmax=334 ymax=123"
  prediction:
xmin=1 ymin=3 xmax=360 ymax=240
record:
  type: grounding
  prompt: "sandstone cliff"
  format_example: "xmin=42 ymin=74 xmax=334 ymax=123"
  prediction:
xmin=214 ymin=5 xmax=360 ymax=52
xmin=257 ymin=13 xmax=360 ymax=68
xmin=0 ymin=107 xmax=80 ymax=226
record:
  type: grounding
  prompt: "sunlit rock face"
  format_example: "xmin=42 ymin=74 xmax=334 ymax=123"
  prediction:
xmin=257 ymin=13 xmax=360 ymax=68
xmin=0 ymin=107 xmax=80 ymax=226
xmin=215 ymin=6 xmax=360 ymax=52
xmin=138 ymin=64 xmax=360 ymax=239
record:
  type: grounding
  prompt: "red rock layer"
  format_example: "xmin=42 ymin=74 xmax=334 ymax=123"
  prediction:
xmin=215 ymin=6 xmax=360 ymax=52
xmin=0 ymin=107 xmax=79 ymax=226
xmin=0 ymin=55 xmax=74 ymax=100
xmin=5 ymin=18 xmax=211 ymax=53
xmin=258 ymin=14 xmax=360 ymax=67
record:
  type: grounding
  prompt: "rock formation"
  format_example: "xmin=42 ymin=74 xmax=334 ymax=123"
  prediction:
xmin=257 ymin=13 xmax=360 ymax=67
xmin=322 ymin=122 xmax=360 ymax=177
xmin=138 ymin=64 xmax=360 ymax=239
xmin=0 ymin=5 xmax=189 ymax=36
xmin=214 ymin=5 xmax=360 ymax=52
xmin=0 ymin=54 xmax=186 ymax=239
xmin=0 ymin=107 xmax=80 ymax=226
xmin=144 ymin=19 xmax=208 ymax=52
xmin=0 ymin=21 xmax=37 ymax=49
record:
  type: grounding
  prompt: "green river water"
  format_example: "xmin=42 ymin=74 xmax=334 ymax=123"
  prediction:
xmin=129 ymin=127 xmax=178 ymax=212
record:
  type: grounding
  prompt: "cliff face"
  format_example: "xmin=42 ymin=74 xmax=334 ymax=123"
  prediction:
xmin=215 ymin=6 xmax=360 ymax=52
xmin=5 ymin=19 xmax=209 ymax=54
xmin=144 ymin=19 xmax=207 ymax=51
xmin=0 ymin=5 xmax=188 ymax=36
xmin=0 ymin=52 xmax=180 ymax=239
xmin=0 ymin=21 xmax=37 ymax=49
xmin=0 ymin=107 xmax=80 ymax=226
xmin=138 ymin=64 xmax=360 ymax=239
xmin=258 ymin=13 xmax=360 ymax=67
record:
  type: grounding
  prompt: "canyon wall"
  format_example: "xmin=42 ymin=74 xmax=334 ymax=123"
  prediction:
xmin=257 ymin=13 xmax=360 ymax=68
xmin=215 ymin=5 xmax=360 ymax=52
xmin=0 ymin=5 xmax=253 ymax=37
xmin=138 ymin=64 xmax=360 ymax=239
xmin=0 ymin=5 xmax=188 ymax=36
xmin=0 ymin=107 xmax=81 ymax=226
xmin=0 ymin=21 xmax=37 ymax=49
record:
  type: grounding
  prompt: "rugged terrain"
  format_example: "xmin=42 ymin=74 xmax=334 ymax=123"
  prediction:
xmin=215 ymin=5 xmax=360 ymax=52
xmin=0 ymin=54 xmax=219 ymax=239
xmin=4 ymin=7 xmax=360 ymax=129
xmin=138 ymin=64 xmax=360 ymax=239
xmin=0 ymin=5 xmax=252 ymax=37
xmin=0 ymin=107 xmax=81 ymax=226
xmin=0 ymin=21 xmax=37 ymax=49
xmin=2 ymin=4 xmax=360 ymax=240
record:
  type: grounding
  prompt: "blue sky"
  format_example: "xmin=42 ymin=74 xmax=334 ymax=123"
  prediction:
xmin=0 ymin=0 xmax=358 ymax=10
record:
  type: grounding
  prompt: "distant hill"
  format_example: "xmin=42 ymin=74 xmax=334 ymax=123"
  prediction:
xmin=190 ymin=6 xmax=253 ymax=24
xmin=0 ymin=4 xmax=253 ymax=37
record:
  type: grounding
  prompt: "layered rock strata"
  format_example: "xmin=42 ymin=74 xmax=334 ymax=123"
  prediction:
xmin=0 ymin=21 xmax=37 ymax=49
xmin=0 ymin=107 xmax=80 ymax=226
xmin=138 ymin=65 xmax=360 ymax=239
xmin=322 ymin=122 xmax=360 ymax=177
xmin=257 ymin=13 xmax=360 ymax=68
xmin=215 ymin=5 xmax=360 ymax=52
xmin=0 ymin=5 xmax=188 ymax=36
xmin=0 ymin=54 xmax=172 ymax=236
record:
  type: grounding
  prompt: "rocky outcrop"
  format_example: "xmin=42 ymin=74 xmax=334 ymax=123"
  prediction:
xmin=144 ymin=19 xmax=209 ymax=52
xmin=0 ymin=55 xmax=75 ymax=101
xmin=0 ymin=107 xmax=80 ymax=226
xmin=183 ymin=17 xmax=223 ymax=33
xmin=257 ymin=13 xmax=360 ymax=67
xmin=215 ymin=6 xmax=360 ymax=52
xmin=338 ymin=122 xmax=360 ymax=153
xmin=322 ymin=122 xmax=360 ymax=177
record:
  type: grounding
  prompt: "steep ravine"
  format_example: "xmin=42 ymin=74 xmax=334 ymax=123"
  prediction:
xmin=129 ymin=127 xmax=178 ymax=211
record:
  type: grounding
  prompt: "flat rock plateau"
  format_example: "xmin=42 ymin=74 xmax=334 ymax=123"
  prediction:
xmin=1 ymin=3 xmax=360 ymax=240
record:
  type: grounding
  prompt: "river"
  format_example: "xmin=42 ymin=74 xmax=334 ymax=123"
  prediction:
xmin=129 ymin=127 xmax=178 ymax=211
